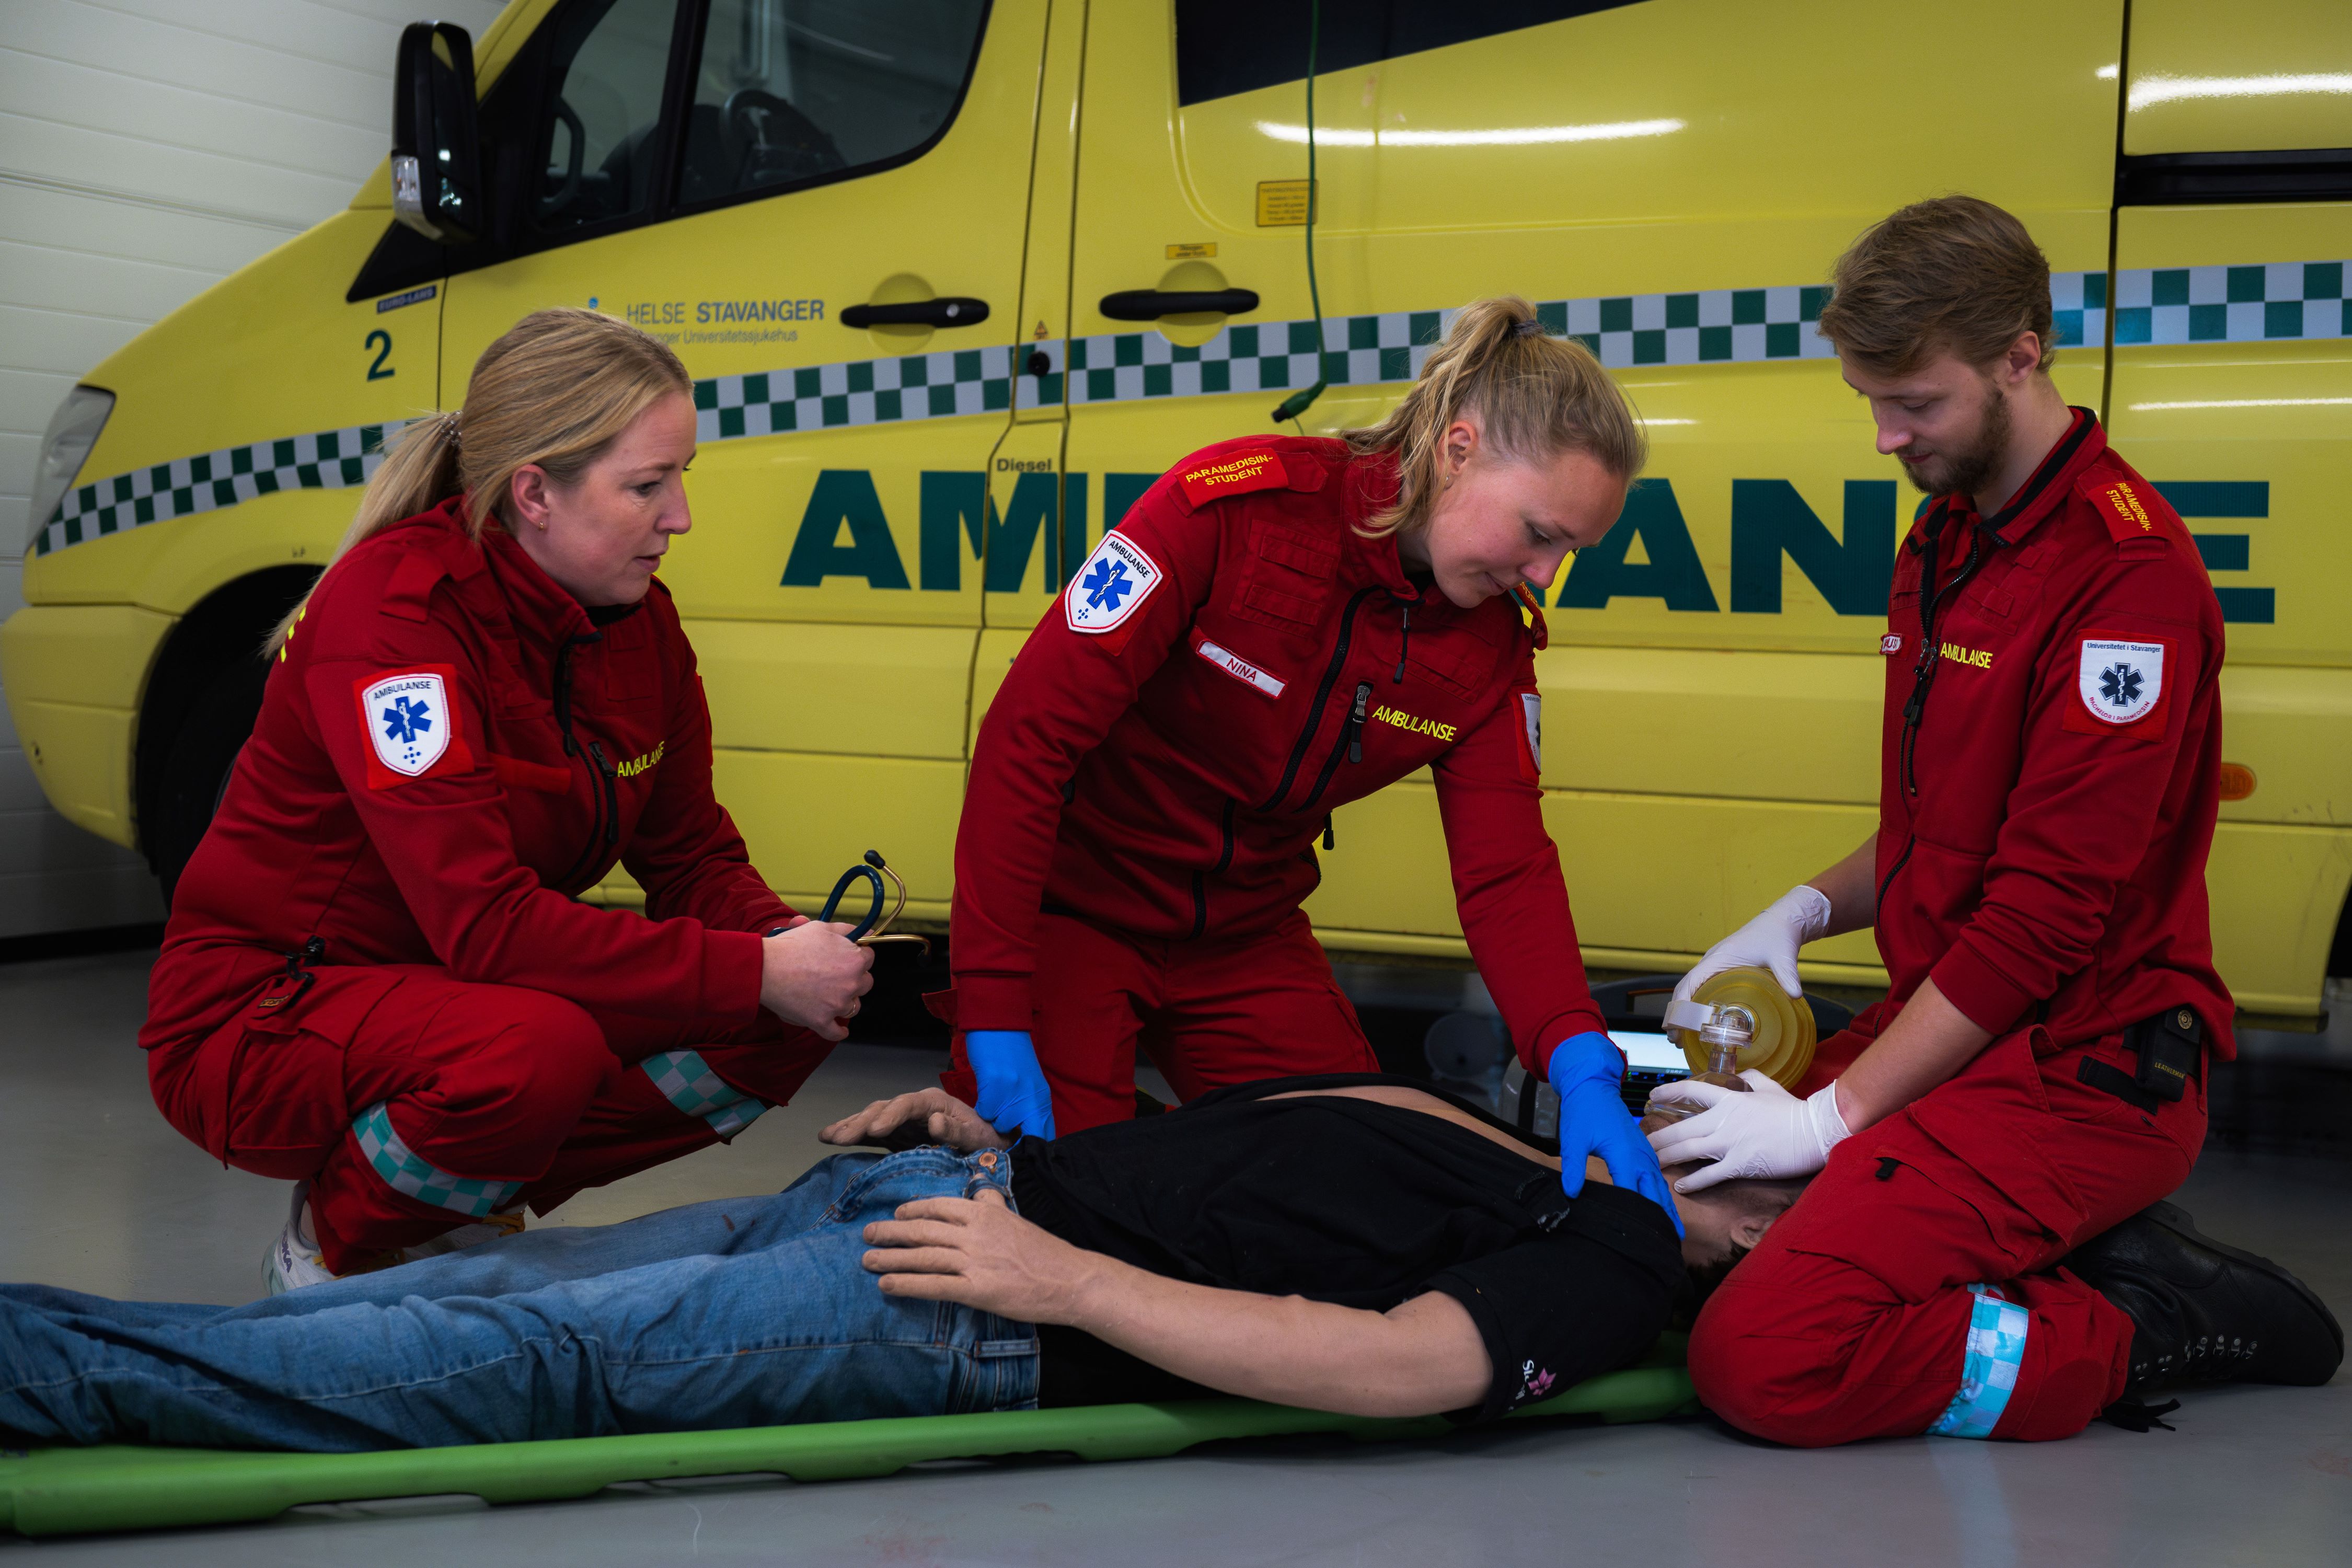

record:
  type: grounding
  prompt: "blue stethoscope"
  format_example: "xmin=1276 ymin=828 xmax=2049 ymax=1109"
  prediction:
xmin=768 ymin=849 xmax=928 ymax=952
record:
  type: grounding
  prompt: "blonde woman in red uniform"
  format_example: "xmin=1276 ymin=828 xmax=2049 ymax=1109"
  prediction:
xmin=943 ymin=297 xmax=1678 ymax=1220
xmin=144 ymin=309 xmax=872 ymax=1290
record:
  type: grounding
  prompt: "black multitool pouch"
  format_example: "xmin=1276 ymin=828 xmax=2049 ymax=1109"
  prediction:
xmin=2130 ymin=1006 xmax=2203 ymax=1103
xmin=2076 ymin=1005 xmax=2203 ymax=1112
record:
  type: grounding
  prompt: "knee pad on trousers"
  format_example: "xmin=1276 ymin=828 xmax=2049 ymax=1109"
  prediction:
xmin=1687 ymin=1279 xmax=1870 ymax=1448
xmin=396 ymin=993 xmax=612 ymax=1170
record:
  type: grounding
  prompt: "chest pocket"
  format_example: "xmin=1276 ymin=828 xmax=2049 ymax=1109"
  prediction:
xmin=597 ymin=616 xmax=660 ymax=708
xmin=1231 ymin=522 xmax=1338 ymax=632
xmin=491 ymin=674 xmax=551 ymax=723
xmin=1403 ymin=614 xmax=1503 ymax=701
xmin=1959 ymin=537 xmax=2059 ymax=635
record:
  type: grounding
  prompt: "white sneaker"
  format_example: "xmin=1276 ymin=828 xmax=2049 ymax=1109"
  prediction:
xmin=262 ymin=1182 xmax=338 ymax=1296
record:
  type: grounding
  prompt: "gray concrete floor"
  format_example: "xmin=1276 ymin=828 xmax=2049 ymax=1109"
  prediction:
xmin=3 ymin=947 xmax=2347 ymax=1565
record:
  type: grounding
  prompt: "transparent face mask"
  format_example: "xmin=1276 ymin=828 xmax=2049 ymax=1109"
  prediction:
xmin=1642 ymin=969 xmax=1819 ymax=1128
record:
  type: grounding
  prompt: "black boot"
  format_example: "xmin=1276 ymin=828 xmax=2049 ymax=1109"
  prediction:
xmin=2063 ymin=1200 xmax=2343 ymax=1397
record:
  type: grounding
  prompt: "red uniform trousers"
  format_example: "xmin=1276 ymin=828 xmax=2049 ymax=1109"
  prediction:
xmin=941 ymin=910 xmax=1379 ymax=1133
xmin=1689 ymin=1024 xmax=2206 ymax=1445
xmin=147 ymin=963 xmax=829 ymax=1273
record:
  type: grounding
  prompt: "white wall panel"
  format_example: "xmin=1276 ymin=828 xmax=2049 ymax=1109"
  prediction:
xmin=0 ymin=0 xmax=504 ymax=938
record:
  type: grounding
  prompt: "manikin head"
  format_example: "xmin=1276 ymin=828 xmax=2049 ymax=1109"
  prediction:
xmin=1348 ymin=296 xmax=1646 ymax=609
xmin=1817 ymin=194 xmax=2073 ymax=512
xmin=1665 ymin=1164 xmax=1811 ymax=1291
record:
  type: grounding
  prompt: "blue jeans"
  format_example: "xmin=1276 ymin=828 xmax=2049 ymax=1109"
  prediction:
xmin=0 ymin=1148 xmax=1039 ymax=1451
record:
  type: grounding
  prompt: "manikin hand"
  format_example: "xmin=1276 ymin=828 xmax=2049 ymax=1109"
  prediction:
xmin=1548 ymin=1032 xmax=1682 ymax=1235
xmin=1645 ymin=1069 xmax=1851 ymax=1192
xmin=862 ymin=1184 xmax=1096 ymax=1323
xmin=965 ymin=1030 xmax=1057 ymax=1140
xmin=759 ymin=918 xmax=873 ymax=1041
xmin=821 ymin=1089 xmax=1010 ymax=1154
xmin=1671 ymin=884 xmax=1833 ymax=1008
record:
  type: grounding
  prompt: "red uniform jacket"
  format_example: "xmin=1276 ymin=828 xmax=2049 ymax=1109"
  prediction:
xmin=141 ymin=498 xmax=792 ymax=1063
xmin=1861 ymin=411 xmax=2234 ymax=1058
xmin=951 ymin=436 xmax=1607 ymax=1071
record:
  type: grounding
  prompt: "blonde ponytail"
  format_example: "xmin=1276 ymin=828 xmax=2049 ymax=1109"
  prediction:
xmin=1344 ymin=295 xmax=1646 ymax=539
xmin=270 ymin=307 xmax=690 ymax=651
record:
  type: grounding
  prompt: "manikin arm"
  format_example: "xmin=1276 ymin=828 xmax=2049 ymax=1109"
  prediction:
xmin=864 ymin=1186 xmax=1490 ymax=1417
xmin=820 ymin=1091 xmax=1492 ymax=1417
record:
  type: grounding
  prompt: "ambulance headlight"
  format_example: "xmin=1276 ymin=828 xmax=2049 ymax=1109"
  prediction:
xmin=28 ymin=386 xmax=114 ymax=554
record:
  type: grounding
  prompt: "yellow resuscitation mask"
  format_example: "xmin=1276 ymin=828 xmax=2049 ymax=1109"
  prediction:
xmin=1662 ymin=966 xmax=1818 ymax=1089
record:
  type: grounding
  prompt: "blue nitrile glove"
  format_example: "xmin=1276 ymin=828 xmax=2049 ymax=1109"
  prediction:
xmin=1548 ymin=1031 xmax=1682 ymax=1236
xmin=965 ymin=1030 xmax=1057 ymax=1140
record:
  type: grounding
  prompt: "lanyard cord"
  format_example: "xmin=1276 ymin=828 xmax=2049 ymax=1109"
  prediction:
xmin=1271 ymin=0 xmax=1328 ymax=428
xmin=1878 ymin=506 xmax=2000 ymax=917
xmin=1898 ymin=508 xmax=1992 ymax=795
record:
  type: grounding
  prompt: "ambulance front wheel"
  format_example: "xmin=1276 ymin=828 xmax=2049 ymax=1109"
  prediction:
xmin=150 ymin=656 xmax=267 ymax=906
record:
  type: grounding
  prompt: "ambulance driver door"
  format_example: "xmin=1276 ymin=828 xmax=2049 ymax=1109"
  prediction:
xmin=439 ymin=0 xmax=1051 ymax=920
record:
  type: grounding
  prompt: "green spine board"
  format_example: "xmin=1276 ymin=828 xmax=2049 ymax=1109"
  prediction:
xmin=2 ymin=1363 xmax=1693 ymax=1538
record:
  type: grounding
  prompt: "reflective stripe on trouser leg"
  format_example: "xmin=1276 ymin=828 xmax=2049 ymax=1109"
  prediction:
xmin=1927 ymin=1284 xmax=2032 ymax=1438
xmin=641 ymin=1049 xmax=770 ymax=1139
xmin=350 ymin=1102 xmax=526 ymax=1219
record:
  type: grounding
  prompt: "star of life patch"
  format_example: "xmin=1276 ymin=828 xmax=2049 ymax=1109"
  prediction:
xmin=1066 ymin=531 xmax=1162 ymax=636
xmin=1196 ymin=637 xmax=1285 ymax=698
xmin=353 ymin=666 xmax=471 ymax=788
xmin=2077 ymin=639 xmax=2164 ymax=725
xmin=364 ymin=672 xmax=451 ymax=775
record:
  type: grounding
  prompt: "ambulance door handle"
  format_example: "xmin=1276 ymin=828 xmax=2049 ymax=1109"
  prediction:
xmin=838 ymin=298 xmax=991 ymax=329
xmin=1098 ymin=289 xmax=1259 ymax=321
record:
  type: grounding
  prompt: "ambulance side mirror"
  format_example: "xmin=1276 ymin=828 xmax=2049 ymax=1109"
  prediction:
xmin=390 ymin=21 xmax=483 ymax=244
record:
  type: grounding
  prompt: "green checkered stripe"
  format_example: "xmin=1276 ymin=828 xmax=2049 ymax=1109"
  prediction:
xmin=18 ymin=270 xmax=2121 ymax=557
xmin=1927 ymin=1285 xmax=2031 ymax=1439
xmin=2115 ymin=261 xmax=2351 ymax=344
xmin=1058 ymin=272 xmax=2103 ymax=405
xmin=642 ymin=1048 xmax=768 ymax=1140
xmin=33 ymin=420 xmax=409 ymax=558
xmin=694 ymin=343 xmax=1034 ymax=443
xmin=351 ymin=1101 xmax=523 ymax=1219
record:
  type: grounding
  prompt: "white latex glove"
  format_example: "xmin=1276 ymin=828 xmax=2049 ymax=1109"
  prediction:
xmin=1645 ymin=1069 xmax=1851 ymax=1192
xmin=1671 ymin=883 xmax=1834 ymax=1008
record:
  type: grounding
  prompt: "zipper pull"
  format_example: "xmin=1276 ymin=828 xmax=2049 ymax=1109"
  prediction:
xmin=1322 ymin=814 xmax=1335 ymax=851
xmin=588 ymin=741 xmax=619 ymax=845
xmin=1346 ymin=681 xmax=1372 ymax=763
xmin=1394 ymin=602 xmax=1412 ymax=684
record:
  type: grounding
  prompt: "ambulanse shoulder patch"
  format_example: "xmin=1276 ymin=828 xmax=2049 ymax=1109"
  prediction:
xmin=366 ymin=673 xmax=450 ymax=775
xmin=1179 ymin=450 xmax=1286 ymax=508
xmin=354 ymin=667 xmax=471 ymax=787
xmin=1066 ymin=531 xmax=1162 ymax=636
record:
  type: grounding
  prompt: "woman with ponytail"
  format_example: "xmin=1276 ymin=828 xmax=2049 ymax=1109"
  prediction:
xmin=944 ymin=297 xmax=1678 ymax=1220
xmin=142 ymin=308 xmax=873 ymax=1291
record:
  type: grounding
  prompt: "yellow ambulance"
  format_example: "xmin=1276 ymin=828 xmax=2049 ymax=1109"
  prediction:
xmin=7 ymin=0 xmax=2348 ymax=1018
